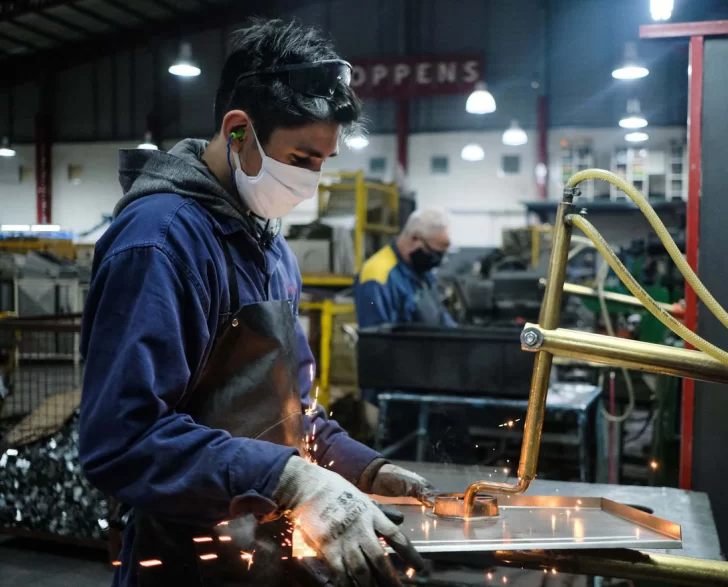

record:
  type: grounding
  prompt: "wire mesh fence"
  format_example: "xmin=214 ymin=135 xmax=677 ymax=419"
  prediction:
xmin=0 ymin=314 xmax=109 ymax=546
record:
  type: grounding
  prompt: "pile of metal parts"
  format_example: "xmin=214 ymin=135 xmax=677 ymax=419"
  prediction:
xmin=0 ymin=411 xmax=109 ymax=542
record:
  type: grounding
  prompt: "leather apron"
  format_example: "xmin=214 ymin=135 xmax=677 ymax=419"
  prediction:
xmin=132 ymin=237 xmax=308 ymax=587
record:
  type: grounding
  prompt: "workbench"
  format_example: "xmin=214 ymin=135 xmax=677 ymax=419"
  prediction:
xmin=398 ymin=461 xmax=723 ymax=562
xmin=378 ymin=383 xmax=602 ymax=482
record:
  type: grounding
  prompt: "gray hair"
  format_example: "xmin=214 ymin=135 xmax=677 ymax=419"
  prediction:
xmin=402 ymin=208 xmax=450 ymax=239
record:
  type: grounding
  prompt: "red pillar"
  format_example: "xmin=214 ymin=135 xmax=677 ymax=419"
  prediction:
xmin=679 ymin=35 xmax=704 ymax=491
xmin=35 ymin=113 xmax=53 ymax=224
xmin=396 ymin=99 xmax=409 ymax=171
xmin=537 ymin=95 xmax=549 ymax=200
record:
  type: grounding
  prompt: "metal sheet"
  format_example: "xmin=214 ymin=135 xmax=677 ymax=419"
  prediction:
xmin=293 ymin=496 xmax=682 ymax=557
xmin=380 ymin=496 xmax=681 ymax=554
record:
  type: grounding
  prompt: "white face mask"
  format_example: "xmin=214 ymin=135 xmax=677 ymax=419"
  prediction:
xmin=233 ymin=125 xmax=321 ymax=219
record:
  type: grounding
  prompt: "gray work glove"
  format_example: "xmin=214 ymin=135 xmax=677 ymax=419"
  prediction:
xmin=370 ymin=464 xmax=435 ymax=500
xmin=275 ymin=456 xmax=425 ymax=587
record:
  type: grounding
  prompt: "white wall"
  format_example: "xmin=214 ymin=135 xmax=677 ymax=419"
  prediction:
xmin=0 ymin=126 xmax=687 ymax=248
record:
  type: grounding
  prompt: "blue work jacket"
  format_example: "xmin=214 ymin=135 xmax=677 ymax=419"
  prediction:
xmin=354 ymin=240 xmax=456 ymax=328
xmin=79 ymin=193 xmax=381 ymax=585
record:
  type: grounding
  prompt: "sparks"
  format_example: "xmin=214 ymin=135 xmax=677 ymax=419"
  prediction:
xmin=218 ymin=536 xmax=232 ymax=542
xmin=552 ymin=568 xmax=557 ymax=575
xmin=140 ymin=559 xmax=163 ymax=568
xmin=650 ymin=460 xmax=659 ymax=470
xmin=111 ymin=561 xmax=122 ymax=567
xmin=240 ymin=551 xmax=255 ymax=570
xmin=312 ymin=424 xmax=316 ymax=436
xmin=328 ymin=460 xmax=334 ymax=467
xmin=503 ymin=577 xmax=508 ymax=584
xmin=487 ymin=572 xmax=493 ymax=580
xmin=193 ymin=537 xmax=213 ymax=543
xmin=199 ymin=553 xmax=218 ymax=561
xmin=281 ymin=556 xmax=289 ymax=560
xmin=577 ymin=500 xmax=582 ymax=505
xmin=405 ymin=568 xmax=415 ymax=578
xmin=217 ymin=521 xmax=229 ymax=526
xmin=421 ymin=505 xmax=426 ymax=513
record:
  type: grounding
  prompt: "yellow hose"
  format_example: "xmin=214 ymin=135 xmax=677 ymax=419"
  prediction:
xmin=566 ymin=169 xmax=728 ymax=332
xmin=570 ymin=214 xmax=728 ymax=365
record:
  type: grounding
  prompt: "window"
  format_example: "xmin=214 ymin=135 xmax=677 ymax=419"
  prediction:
xmin=501 ymin=154 xmax=521 ymax=175
xmin=369 ymin=157 xmax=386 ymax=174
xmin=431 ymin=155 xmax=449 ymax=174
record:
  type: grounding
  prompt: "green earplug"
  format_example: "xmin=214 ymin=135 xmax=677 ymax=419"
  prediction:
xmin=230 ymin=129 xmax=245 ymax=140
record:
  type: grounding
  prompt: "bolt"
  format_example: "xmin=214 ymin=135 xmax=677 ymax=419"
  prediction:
xmin=580 ymin=208 xmax=588 ymax=216
xmin=523 ymin=331 xmax=539 ymax=346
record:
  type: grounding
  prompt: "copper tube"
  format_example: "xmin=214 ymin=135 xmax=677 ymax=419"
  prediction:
xmin=490 ymin=549 xmax=728 ymax=586
xmin=463 ymin=199 xmax=574 ymax=514
xmin=521 ymin=324 xmax=728 ymax=384
xmin=551 ymin=280 xmax=685 ymax=318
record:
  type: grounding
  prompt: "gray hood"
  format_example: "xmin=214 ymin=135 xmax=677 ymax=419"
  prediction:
xmin=115 ymin=138 xmax=280 ymax=240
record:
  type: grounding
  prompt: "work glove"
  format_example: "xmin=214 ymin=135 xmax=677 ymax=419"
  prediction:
xmin=275 ymin=456 xmax=426 ymax=587
xmin=370 ymin=464 xmax=435 ymax=500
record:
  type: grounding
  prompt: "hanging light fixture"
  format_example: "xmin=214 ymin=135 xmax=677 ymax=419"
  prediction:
xmin=466 ymin=82 xmax=496 ymax=114
xmin=0 ymin=136 xmax=16 ymax=157
xmin=625 ymin=131 xmax=649 ymax=143
xmin=612 ymin=42 xmax=649 ymax=80
xmin=650 ymin=0 xmax=673 ymax=21
xmin=169 ymin=42 xmax=201 ymax=77
xmin=137 ymin=131 xmax=159 ymax=150
xmin=461 ymin=143 xmax=485 ymax=162
xmin=619 ymin=99 xmax=648 ymax=129
xmin=345 ymin=132 xmax=369 ymax=150
xmin=502 ymin=120 xmax=528 ymax=146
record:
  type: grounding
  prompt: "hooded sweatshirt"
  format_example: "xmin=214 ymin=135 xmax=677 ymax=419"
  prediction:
xmin=79 ymin=139 xmax=382 ymax=587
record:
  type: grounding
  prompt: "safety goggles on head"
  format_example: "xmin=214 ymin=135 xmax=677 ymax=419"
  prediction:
xmin=235 ymin=59 xmax=352 ymax=98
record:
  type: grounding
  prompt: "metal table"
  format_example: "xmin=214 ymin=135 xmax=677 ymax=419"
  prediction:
xmin=396 ymin=462 xmax=723 ymax=562
xmin=377 ymin=383 xmax=602 ymax=482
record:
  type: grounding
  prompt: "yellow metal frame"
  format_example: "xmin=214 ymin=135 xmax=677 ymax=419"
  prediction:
xmin=0 ymin=238 xmax=76 ymax=260
xmin=299 ymin=300 xmax=355 ymax=409
xmin=302 ymin=171 xmax=399 ymax=287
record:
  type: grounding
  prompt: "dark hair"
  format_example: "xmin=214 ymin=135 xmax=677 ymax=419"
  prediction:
xmin=214 ymin=19 xmax=362 ymax=144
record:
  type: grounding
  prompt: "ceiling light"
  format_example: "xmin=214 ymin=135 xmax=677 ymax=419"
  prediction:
xmin=625 ymin=132 xmax=649 ymax=143
xmin=612 ymin=42 xmax=649 ymax=80
xmin=461 ymin=143 xmax=485 ymax=162
xmin=1 ymin=225 xmax=30 ymax=232
xmin=619 ymin=99 xmax=648 ymax=129
xmin=466 ymin=82 xmax=496 ymax=114
xmin=31 ymin=224 xmax=61 ymax=232
xmin=0 ymin=136 xmax=16 ymax=157
xmin=650 ymin=0 xmax=673 ymax=21
xmin=169 ymin=42 xmax=201 ymax=77
xmin=345 ymin=133 xmax=369 ymax=150
xmin=502 ymin=120 xmax=528 ymax=146
xmin=137 ymin=131 xmax=159 ymax=150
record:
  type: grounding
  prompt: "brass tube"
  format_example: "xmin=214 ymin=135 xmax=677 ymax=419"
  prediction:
xmin=464 ymin=199 xmax=574 ymax=512
xmin=489 ymin=549 xmax=728 ymax=587
xmin=521 ymin=323 xmax=728 ymax=384
xmin=553 ymin=280 xmax=685 ymax=317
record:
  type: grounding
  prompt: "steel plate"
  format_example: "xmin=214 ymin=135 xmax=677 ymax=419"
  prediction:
xmin=293 ymin=496 xmax=682 ymax=556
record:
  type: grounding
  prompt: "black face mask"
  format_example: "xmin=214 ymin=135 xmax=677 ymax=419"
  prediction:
xmin=410 ymin=247 xmax=444 ymax=274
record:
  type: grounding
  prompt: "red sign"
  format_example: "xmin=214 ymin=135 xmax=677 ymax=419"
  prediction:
xmin=35 ymin=113 xmax=52 ymax=224
xmin=350 ymin=54 xmax=484 ymax=99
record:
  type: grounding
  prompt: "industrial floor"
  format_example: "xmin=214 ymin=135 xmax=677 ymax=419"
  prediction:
xmin=0 ymin=535 xmax=112 ymax=586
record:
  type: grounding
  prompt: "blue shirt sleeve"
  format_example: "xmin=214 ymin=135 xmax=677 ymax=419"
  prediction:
xmin=79 ymin=244 xmax=296 ymax=526
xmin=354 ymin=280 xmax=398 ymax=328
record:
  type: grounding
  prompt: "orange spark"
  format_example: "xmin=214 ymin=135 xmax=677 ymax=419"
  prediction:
xmin=487 ymin=572 xmax=493 ymax=580
xmin=328 ymin=460 xmax=334 ymax=467
xmin=405 ymin=568 xmax=415 ymax=578
xmin=552 ymin=568 xmax=557 ymax=575
xmin=199 ymin=553 xmax=218 ymax=561
xmin=140 ymin=559 xmax=163 ymax=568
xmin=650 ymin=460 xmax=659 ymax=470
xmin=240 ymin=551 xmax=255 ymax=570
xmin=111 ymin=561 xmax=122 ymax=567
xmin=503 ymin=577 xmax=508 ymax=584
xmin=193 ymin=537 xmax=213 ymax=543
xmin=218 ymin=536 xmax=232 ymax=542
xmin=217 ymin=521 xmax=229 ymax=526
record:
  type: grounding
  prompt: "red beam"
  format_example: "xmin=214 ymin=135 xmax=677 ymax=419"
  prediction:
xmin=679 ymin=35 xmax=704 ymax=492
xmin=640 ymin=20 xmax=728 ymax=39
